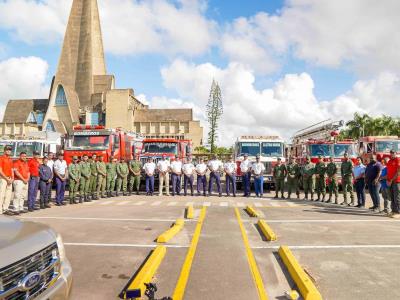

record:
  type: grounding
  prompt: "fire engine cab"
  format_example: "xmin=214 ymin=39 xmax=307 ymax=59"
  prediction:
xmin=63 ymin=126 xmax=143 ymax=164
xmin=234 ymin=136 xmax=285 ymax=188
xmin=139 ymin=138 xmax=193 ymax=165
xmin=358 ymin=136 xmax=400 ymax=161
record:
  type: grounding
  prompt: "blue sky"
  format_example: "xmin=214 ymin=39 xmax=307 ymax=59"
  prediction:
xmin=0 ymin=0 xmax=398 ymax=143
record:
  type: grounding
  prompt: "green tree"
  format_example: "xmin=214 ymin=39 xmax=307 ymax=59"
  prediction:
xmin=206 ymin=79 xmax=223 ymax=153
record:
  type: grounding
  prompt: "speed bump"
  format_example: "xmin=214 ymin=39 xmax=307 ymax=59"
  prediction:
xmin=185 ymin=205 xmax=194 ymax=219
xmin=245 ymin=205 xmax=259 ymax=217
xmin=278 ymin=246 xmax=322 ymax=300
xmin=156 ymin=219 xmax=184 ymax=243
xmin=257 ymin=219 xmax=277 ymax=241
xmin=120 ymin=245 xmax=166 ymax=299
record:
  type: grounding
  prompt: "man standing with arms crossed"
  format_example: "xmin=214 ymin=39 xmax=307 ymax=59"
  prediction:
xmin=54 ymin=153 xmax=68 ymax=205
xmin=12 ymin=152 xmax=29 ymax=214
xmin=116 ymin=158 xmax=129 ymax=196
xmin=315 ymin=155 xmax=327 ymax=202
xmin=196 ymin=158 xmax=207 ymax=197
xmin=96 ymin=156 xmax=107 ymax=198
xmin=240 ymin=154 xmax=252 ymax=197
xmin=39 ymin=156 xmax=53 ymax=209
xmin=273 ymin=157 xmax=287 ymax=199
xmin=144 ymin=157 xmax=156 ymax=196
xmin=326 ymin=156 xmax=338 ymax=204
xmin=128 ymin=156 xmax=142 ymax=195
xmin=27 ymin=151 xmax=41 ymax=211
xmin=387 ymin=149 xmax=400 ymax=218
xmin=183 ymin=157 xmax=195 ymax=196
xmin=252 ymin=155 xmax=265 ymax=198
xmin=89 ymin=154 xmax=98 ymax=200
xmin=208 ymin=155 xmax=223 ymax=197
xmin=286 ymin=156 xmax=300 ymax=200
xmin=79 ymin=154 xmax=91 ymax=202
xmin=170 ymin=156 xmax=183 ymax=196
xmin=157 ymin=154 xmax=170 ymax=196
xmin=302 ymin=156 xmax=315 ymax=201
xmin=341 ymin=152 xmax=354 ymax=206
xmin=68 ymin=156 xmax=81 ymax=204
xmin=224 ymin=156 xmax=237 ymax=197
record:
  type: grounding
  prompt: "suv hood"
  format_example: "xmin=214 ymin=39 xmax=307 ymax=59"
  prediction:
xmin=0 ymin=217 xmax=57 ymax=269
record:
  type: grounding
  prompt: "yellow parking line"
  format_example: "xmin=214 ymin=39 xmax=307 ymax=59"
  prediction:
xmin=172 ymin=206 xmax=207 ymax=300
xmin=234 ymin=207 xmax=269 ymax=300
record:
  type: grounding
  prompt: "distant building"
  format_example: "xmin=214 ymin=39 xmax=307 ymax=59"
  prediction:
xmin=1 ymin=0 xmax=203 ymax=147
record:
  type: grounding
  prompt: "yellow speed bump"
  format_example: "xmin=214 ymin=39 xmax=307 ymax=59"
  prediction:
xmin=185 ymin=205 xmax=194 ymax=219
xmin=245 ymin=205 xmax=259 ymax=217
xmin=257 ymin=220 xmax=277 ymax=241
xmin=278 ymin=246 xmax=322 ymax=300
xmin=157 ymin=219 xmax=184 ymax=243
xmin=120 ymin=245 xmax=166 ymax=299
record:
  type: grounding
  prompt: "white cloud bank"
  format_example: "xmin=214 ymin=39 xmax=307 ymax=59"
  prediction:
xmin=0 ymin=56 xmax=49 ymax=120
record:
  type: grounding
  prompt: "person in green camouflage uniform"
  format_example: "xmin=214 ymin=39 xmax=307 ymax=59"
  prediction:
xmin=68 ymin=156 xmax=81 ymax=204
xmin=273 ymin=158 xmax=287 ymax=198
xmin=116 ymin=158 xmax=129 ymax=196
xmin=301 ymin=157 xmax=315 ymax=200
xmin=128 ymin=157 xmax=142 ymax=195
xmin=341 ymin=152 xmax=354 ymax=205
xmin=315 ymin=155 xmax=327 ymax=201
xmin=96 ymin=156 xmax=107 ymax=198
xmin=79 ymin=154 xmax=92 ymax=202
xmin=106 ymin=157 xmax=117 ymax=197
xmin=89 ymin=154 xmax=98 ymax=200
xmin=326 ymin=156 xmax=338 ymax=203
xmin=286 ymin=157 xmax=300 ymax=199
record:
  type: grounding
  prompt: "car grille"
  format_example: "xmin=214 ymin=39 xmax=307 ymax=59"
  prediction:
xmin=0 ymin=242 xmax=60 ymax=300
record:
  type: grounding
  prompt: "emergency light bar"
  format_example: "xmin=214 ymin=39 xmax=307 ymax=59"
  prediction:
xmin=240 ymin=136 xmax=280 ymax=140
xmin=73 ymin=125 xmax=105 ymax=130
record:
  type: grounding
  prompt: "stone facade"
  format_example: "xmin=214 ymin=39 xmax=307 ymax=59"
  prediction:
xmin=1 ymin=0 xmax=203 ymax=145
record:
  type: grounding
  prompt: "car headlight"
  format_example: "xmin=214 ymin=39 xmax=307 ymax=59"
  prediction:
xmin=56 ymin=234 xmax=66 ymax=262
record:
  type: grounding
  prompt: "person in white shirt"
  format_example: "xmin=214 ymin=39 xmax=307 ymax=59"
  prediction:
xmin=208 ymin=155 xmax=223 ymax=197
xmin=196 ymin=158 xmax=208 ymax=196
xmin=252 ymin=155 xmax=266 ymax=198
xmin=240 ymin=154 xmax=252 ymax=197
xmin=182 ymin=157 xmax=195 ymax=196
xmin=170 ymin=156 xmax=183 ymax=196
xmin=157 ymin=154 xmax=170 ymax=196
xmin=224 ymin=157 xmax=237 ymax=197
xmin=143 ymin=157 xmax=156 ymax=196
xmin=53 ymin=153 xmax=68 ymax=204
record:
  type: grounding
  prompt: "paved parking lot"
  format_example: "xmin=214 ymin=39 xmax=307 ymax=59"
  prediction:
xmin=16 ymin=191 xmax=400 ymax=300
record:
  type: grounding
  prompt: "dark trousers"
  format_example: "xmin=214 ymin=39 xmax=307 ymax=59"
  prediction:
xmin=39 ymin=180 xmax=51 ymax=206
xmin=171 ymin=173 xmax=181 ymax=195
xmin=208 ymin=172 xmax=221 ymax=194
xmin=390 ymin=183 xmax=400 ymax=213
xmin=184 ymin=175 xmax=194 ymax=195
xmin=226 ymin=174 xmax=236 ymax=195
xmin=28 ymin=177 xmax=39 ymax=209
xmin=197 ymin=175 xmax=207 ymax=195
xmin=146 ymin=175 xmax=154 ymax=194
xmin=242 ymin=172 xmax=251 ymax=196
xmin=368 ymin=182 xmax=381 ymax=208
xmin=55 ymin=177 xmax=66 ymax=204
xmin=355 ymin=178 xmax=366 ymax=206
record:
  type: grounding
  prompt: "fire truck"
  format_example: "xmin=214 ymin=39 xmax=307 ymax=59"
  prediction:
xmin=0 ymin=132 xmax=63 ymax=160
xmin=139 ymin=138 xmax=193 ymax=165
xmin=63 ymin=126 xmax=143 ymax=164
xmin=234 ymin=136 xmax=285 ymax=189
xmin=358 ymin=136 xmax=400 ymax=161
xmin=291 ymin=119 xmax=357 ymax=184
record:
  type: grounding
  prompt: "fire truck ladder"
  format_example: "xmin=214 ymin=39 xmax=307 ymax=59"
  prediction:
xmin=292 ymin=119 xmax=344 ymax=143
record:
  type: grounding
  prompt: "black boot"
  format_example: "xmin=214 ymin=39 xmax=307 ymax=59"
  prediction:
xmin=70 ymin=197 xmax=74 ymax=204
xmin=79 ymin=196 xmax=83 ymax=203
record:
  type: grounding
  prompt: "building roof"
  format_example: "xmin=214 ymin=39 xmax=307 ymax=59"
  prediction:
xmin=134 ymin=109 xmax=193 ymax=122
xmin=2 ymin=99 xmax=49 ymax=123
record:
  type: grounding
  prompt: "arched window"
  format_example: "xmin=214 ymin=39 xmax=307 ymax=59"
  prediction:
xmin=45 ymin=120 xmax=56 ymax=132
xmin=55 ymin=85 xmax=67 ymax=106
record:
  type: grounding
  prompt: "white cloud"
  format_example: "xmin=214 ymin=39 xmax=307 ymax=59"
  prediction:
xmin=158 ymin=59 xmax=400 ymax=146
xmin=0 ymin=0 xmax=216 ymax=57
xmin=0 ymin=56 xmax=49 ymax=120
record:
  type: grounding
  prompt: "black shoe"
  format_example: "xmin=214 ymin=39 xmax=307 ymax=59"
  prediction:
xmin=40 ymin=205 xmax=45 ymax=209
xmin=274 ymin=195 xmax=278 ymax=199
xmin=33 ymin=207 xmax=40 ymax=210
xmin=136 ymin=191 xmax=140 ymax=195
xmin=55 ymin=203 xmax=62 ymax=206
xmin=45 ymin=204 xmax=51 ymax=208
xmin=233 ymin=194 xmax=236 ymax=197
xmin=28 ymin=208 xmax=34 ymax=212
xmin=219 ymin=193 xmax=222 ymax=197
xmin=369 ymin=206 xmax=376 ymax=210
xmin=227 ymin=194 xmax=230 ymax=197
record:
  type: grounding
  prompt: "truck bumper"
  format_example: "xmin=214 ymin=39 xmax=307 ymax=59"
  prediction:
xmin=38 ymin=258 xmax=73 ymax=300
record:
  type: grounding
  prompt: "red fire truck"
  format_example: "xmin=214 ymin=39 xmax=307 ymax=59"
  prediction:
xmin=63 ymin=126 xmax=143 ymax=164
xmin=139 ymin=138 xmax=193 ymax=165
xmin=291 ymin=119 xmax=357 ymax=184
xmin=358 ymin=136 xmax=400 ymax=161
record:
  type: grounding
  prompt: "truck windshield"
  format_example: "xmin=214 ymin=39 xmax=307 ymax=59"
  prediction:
xmin=376 ymin=141 xmax=400 ymax=152
xmin=16 ymin=142 xmax=43 ymax=157
xmin=142 ymin=142 xmax=178 ymax=154
xmin=68 ymin=136 xmax=110 ymax=150
xmin=0 ymin=141 xmax=16 ymax=156
xmin=261 ymin=142 xmax=283 ymax=157
xmin=239 ymin=142 xmax=260 ymax=157
xmin=333 ymin=144 xmax=354 ymax=157
xmin=310 ymin=144 xmax=332 ymax=156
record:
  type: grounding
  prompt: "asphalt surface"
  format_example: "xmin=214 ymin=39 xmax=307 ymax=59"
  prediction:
xmin=15 ymin=190 xmax=400 ymax=300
